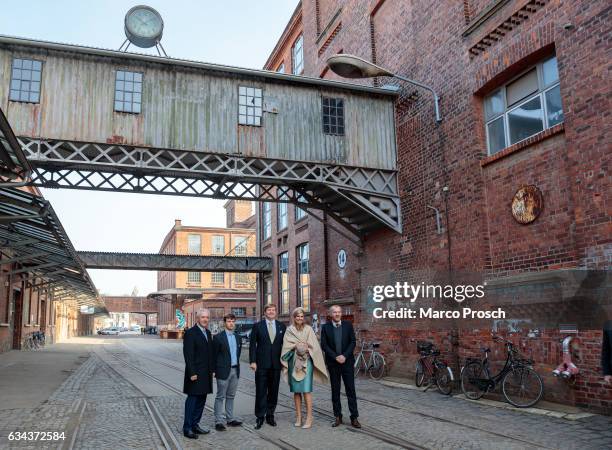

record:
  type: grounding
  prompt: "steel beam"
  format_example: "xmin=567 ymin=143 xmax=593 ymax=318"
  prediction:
xmin=76 ymin=251 xmax=272 ymax=273
xmin=20 ymin=138 xmax=401 ymax=235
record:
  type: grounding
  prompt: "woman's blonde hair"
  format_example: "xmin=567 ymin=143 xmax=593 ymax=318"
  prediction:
xmin=292 ymin=307 xmax=306 ymax=326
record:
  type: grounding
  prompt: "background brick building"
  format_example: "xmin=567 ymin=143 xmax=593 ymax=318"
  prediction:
xmin=264 ymin=0 xmax=611 ymax=412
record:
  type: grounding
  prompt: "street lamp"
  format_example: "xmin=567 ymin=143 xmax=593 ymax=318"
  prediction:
xmin=326 ymin=54 xmax=442 ymax=123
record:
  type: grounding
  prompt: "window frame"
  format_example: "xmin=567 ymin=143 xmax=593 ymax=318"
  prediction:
xmin=211 ymin=272 xmax=225 ymax=285
xmin=231 ymin=307 xmax=247 ymax=317
xmin=187 ymin=234 xmax=201 ymax=255
xmin=234 ymin=272 xmax=249 ymax=285
xmin=211 ymin=235 xmax=225 ymax=255
xmin=114 ymin=70 xmax=143 ymax=114
xmin=263 ymin=276 xmax=272 ymax=305
xmin=484 ymin=56 xmax=562 ymax=155
xmin=9 ymin=58 xmax=43 ymax=104
xmin=322 ymin=97 xmax=345 ymax=136
xmin=234 ymin=236 xmax=248 ymax=256
xmin=262 ymin=202 xmax=272 ymax=240
xmin=296 ymin=243 xmax=310 ymax=312
xmin=294 ymin=194 xmax=307 ymax=221
xmin=187 ymin=271 xmax=201 ymax=283
xmin=292 ymin=35 xmax=304 ymax=75
xmin=277 ymin=196 xmax=288 ymax=231
xmin=238 ymin=86 xmax=263 ymax=126
xmin=278 ymin=252 xmax=289 ymax=314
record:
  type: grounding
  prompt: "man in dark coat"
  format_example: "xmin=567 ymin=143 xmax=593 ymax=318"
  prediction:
xmin=249 ymin=303 xmax=286 ymax=429
xmin=603 ymin=320 xmax=612 ymax=384
xmin=212 ymin=313 xmax=243 ymax=431
xmin=320 ymin=305 xmax=361 ymax=428
xmin=182 ymin=308 xmax=214 ymax=439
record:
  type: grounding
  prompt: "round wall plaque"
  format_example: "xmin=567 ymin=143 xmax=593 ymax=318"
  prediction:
xmin=337 ymin=249 xmax=347 ymax=268
xmin=511 ymin=185 xmax=543 ymax=224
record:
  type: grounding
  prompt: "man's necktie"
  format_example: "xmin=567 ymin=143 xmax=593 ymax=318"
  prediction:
xmin=268 ymin=321 xmax=276 ymax=343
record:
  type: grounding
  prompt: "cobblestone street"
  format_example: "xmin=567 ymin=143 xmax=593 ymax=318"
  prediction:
xmin=1 ymin=336 xmax=611 ymax=450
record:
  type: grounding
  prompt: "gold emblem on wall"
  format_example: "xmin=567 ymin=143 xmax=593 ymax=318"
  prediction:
xmin=511 ymin=185 xmax=543 ymax=224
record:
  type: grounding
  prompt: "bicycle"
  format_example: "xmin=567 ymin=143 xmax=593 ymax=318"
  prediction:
xmin=414 ymin=341 xmax=454 ymax=395
xmin=22 ymin=331 xmax=45 ymax=351
xmin=353 ymin=338 xmax=386 ymax=380
xmin=460 ymin=333 xmax=543 ymax=408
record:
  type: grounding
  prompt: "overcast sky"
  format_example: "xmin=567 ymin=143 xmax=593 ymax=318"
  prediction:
xmin=1 ymin=0 xmax=299 ymax=295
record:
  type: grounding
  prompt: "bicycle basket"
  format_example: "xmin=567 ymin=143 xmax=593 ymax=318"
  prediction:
xmin=416 ymin=341 xmax=434 ymax=353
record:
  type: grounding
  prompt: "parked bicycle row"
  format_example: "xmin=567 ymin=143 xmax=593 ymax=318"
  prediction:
xmin=354 ymin=333 xmax=544 ymax=408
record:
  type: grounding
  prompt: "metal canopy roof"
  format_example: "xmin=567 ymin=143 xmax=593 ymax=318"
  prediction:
xmin=0 ymin=188 xmax=104 ymax=312
xmin=0 ymin=107 xmax=30 ymax=180
xmin=76 ymin=250 xmax=272 ymax=273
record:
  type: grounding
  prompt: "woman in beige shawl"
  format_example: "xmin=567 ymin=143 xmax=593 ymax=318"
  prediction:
xmin=281 ymin=307 xmax=328 ymax=429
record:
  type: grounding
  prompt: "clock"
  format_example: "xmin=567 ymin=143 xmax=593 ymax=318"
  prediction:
xmin=124 ymin=5 xmax=164 ymax=49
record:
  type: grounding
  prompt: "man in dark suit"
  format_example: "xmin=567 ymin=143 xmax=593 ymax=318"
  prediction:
xmin=249 ymin=303 xmax=286 ymax=429
xmin=182 ymin=308 xmax=214 ymax=439
xmin=603 ymin=320 xmax=612 ymax=384
xmin=320 ymin=305 xmax=361 ymax=428
xmin=212 ymin=313 xmax=243 ymax=431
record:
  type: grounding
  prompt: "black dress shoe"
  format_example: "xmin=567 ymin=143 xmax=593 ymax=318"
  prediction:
xmin=215 ymin=423 xmax=226 ymax=431
xmin=193 ymin=425 xmax=210 ymax=435
xmin=351 ymin=418 xmax=362 ymax=429
xmin=227 ymin=420 xmax=242 ymax=427
xmin=332 ymin=416 xmax=343 ymax=427
xmin=183 ymin=430 xmax=198 ymax=439
xmin=254 ymin=418 xmax=264 ymax=429
xmin=265 ymin=416 xmax=277 ymax=426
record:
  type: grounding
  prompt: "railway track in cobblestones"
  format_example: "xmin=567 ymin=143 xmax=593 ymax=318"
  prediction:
xmin=100 ymin=345 xmax=303 ymax=450
xmin=134 ymin=343 xmax=556 ymax=450
xmin=94 ymin=349 xmax=183 ymax=450
xmin=126 ymin=346 xmax=428 ymax=449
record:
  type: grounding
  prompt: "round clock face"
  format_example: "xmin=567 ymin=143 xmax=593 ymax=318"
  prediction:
xmin=125 ymin=6 xmax=163 ymax=48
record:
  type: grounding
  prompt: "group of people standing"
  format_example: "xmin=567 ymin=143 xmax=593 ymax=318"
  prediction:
xmin=182 ymin=303 xmax=360 ymax=439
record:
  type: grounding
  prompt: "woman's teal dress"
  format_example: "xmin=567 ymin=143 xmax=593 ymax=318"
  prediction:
xmin=282 ymin=350 xmax=314 ymax=393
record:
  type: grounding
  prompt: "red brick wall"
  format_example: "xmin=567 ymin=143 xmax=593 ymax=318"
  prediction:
xmin=267 ymin=0 xmax=611 ymax=412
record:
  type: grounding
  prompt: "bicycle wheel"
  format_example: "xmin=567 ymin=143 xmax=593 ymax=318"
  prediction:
xmin=368 ymin=353 xmax=386 ymax=380
xmin=415 ymin=360 xmax=425 ymax=387
xmin=435 ymin=362 xmax=453 ymax=395
xmin=502 ymin=366 xmax=543 ymax=408
xmin=460 ymin=361 xmax=487 ymax=400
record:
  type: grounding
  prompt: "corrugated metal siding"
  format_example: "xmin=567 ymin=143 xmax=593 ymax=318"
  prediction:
xmin=0 ymin=48 xmax=396 ymax=170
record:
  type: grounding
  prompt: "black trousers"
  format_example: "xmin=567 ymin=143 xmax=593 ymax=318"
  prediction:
xmin=254 ymin=368 xmax=281 ymax=419
xmin=329 ymin=362 xmax=359 ymax=419
xmin=183 ymin=394 xmax=207 ymax=432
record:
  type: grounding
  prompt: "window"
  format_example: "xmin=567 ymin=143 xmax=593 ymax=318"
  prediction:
xmin=238 ymin=86 xmax=262 ymax=126
xmin=277 ymin=190 xmax=288 ymax=231
xmin=10 ymin=58 xmax=42 ymax=103
xmin=322 ymin=97 xmax=345 ymax=135
xmin=231 ymin=307 xmax=247 ymax=317
xmin=263 ymin=277 xmax=272 ymax=305
xmin=211 ymin=272 xmax=224 ymax=284
xmin=484 ymin=56 xmax=563 ymax=155
xmin=297 ymin=243 xmax=310 ymax=311
xmin=234 ymin=236 xmax=248 ymax=256
xmin=212 ymin=235 xmax=225 ymax=255
xmin=295 ymin=194 xmax=307 ymax=221
xmin=276 ymin=63 xmax=285 ymax=73
xmin=187 ymin=234 xmax=201 ymax=255
xmin=292 ymin=35 xmax=304 ymax=74
xmin=278 ymin=252 xmax=289 ymax=314
xmin=187 ymin=272 xmax=201 ymax=283
xmin=262 ymin=203 xmax=272 ymax=240
xmin=115 ymin=70 xmax=143 ymax=113
xmin=234 ymin=273 xmax=249 ymax=285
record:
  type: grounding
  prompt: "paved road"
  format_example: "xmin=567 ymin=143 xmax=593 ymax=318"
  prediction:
xmin=1 ymin=336 xmax=611 ymax=449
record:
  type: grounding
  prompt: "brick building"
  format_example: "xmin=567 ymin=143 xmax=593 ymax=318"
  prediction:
xmin=156 ymin=200 xmax=257 ymax=330
xmin=264 ymin=0 xmax=611 ymax=412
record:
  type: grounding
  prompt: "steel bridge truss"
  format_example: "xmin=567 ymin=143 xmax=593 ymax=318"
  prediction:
xmin=20 ymin=138 xmax=401 ymax=236
xmin=77 ymin=251 xmax=272 ymax=273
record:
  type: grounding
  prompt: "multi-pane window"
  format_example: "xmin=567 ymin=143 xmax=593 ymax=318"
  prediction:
xmin=115 ymin=70 xmax=143 ymax=113
xmin=484 ymin=56 xmax=563 ymax=155
xmin=278 ymin=252 xmax=289 ymax=314
xmin=238 ymin=86 xmax=262 ymax=126
xmin=187 ymin=234 xmax=201 ymax=255
xmin=263 ymin=277 xmax=272 ymax=305
xmin=295 ymin=194 xmax=307 ymax=221
xmin=262 ymin=203 xmax=272 ymax=240
xmin=234 ymin=236 xmax=248 ymax=256
xmin=10 ymin=58 xmax=42 ymax=103
xmin=277 ymin=201 xmax=288 ymax=231
xmin=231 ymin=307 xmax=247 ymax=317
xmin=292 ymin=35 xmax=304 ymax=74
xmin=211 ymin=272 xmax=224 ymax=284
xmin=297 ymin=243 xmax=310 ymax=311
xmin=322 ymin=97 xmax=345 ymax=135
xmin=234 ymin=273 xmax=249 ymax=285
xmin=187 ymin=272 xmax=201 ymax=283
xmin=277 ymin=63 xmax=285 ymax=73
xmin=212 ymin=235 xmax=225 ymax=255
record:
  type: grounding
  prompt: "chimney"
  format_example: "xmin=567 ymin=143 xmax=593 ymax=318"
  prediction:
xmin=174 ymin=219 xmax=182 ymax=228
